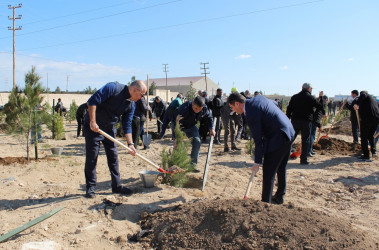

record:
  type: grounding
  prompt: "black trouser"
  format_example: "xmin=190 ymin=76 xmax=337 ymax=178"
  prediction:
xmin=361 ymin=120 xmax=379 ymax=157
xmin=132 ymin=116 xmax=141 ymax=146
xmin=262 ymin=139 xmax=292 ymax=203
xmin=214 ymin=116 xmax=222 ymax=142
xmin=351 ymin=117 xmax=359 ymax=143
xmin=76 ymin=116 xmax=84 ymax=137
xmin=83 ymin=124 xmax=121 ymax=191
xmin=291 ymin=119 xmax=312 ymax=162
xmin=199 ymin=117 xmax=209 ymax=140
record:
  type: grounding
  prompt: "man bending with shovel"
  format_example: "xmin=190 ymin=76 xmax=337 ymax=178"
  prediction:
xmin=83 ymin=80 xmax=147 ymax=198
xmin=228 ymin=92 xmax=295 ymax=204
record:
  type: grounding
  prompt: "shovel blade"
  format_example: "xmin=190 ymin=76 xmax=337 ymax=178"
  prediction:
xmin=142 ymin=134 xmax=152 ymax=146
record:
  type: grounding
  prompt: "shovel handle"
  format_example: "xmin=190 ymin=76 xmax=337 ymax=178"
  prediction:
xmin=243 ymin=170 xmax=256 ymax=199
xmin=374 ymin=131 xmax=379 ymax=139
xmin=98 ymin=129 xmax=163 ymax=172
xmin=355 ymin=109 xmax=361 ymax=132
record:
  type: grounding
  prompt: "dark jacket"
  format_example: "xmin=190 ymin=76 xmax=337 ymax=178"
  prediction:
xmin=76 ymin=103 xmax=88 ymax=119
xmin=245 ymin=95 xmax=295 ymax=164
xmin=175 ymin=101 xmax=213 ymax=130
xmin=212 ymin=95 xmax=224 ymax=117
xmin=356 ymin=91 xmax=379 ymax=123
xmin=86 ymin=82 xmax=135 ymax=134
xmin=286 ymin=89 xmax=324 ymax=122
xmin=345 ymin=97 xmax=359 ymax=122
xmin=313 ymin=96 xmax=326 ymax=127
xmin=134 ymin=96 xmax=149 ymax=122
xmin=151 ymin=99 xmax=166 ymax=118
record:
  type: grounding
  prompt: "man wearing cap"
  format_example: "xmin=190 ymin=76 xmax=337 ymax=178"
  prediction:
xmin=83 ymin=80 xmax=147 ymax=198
xmin=151 ymin=96 xmax=166 ymax=134
xmin=286 ymin=83 xmax=324 ymax=165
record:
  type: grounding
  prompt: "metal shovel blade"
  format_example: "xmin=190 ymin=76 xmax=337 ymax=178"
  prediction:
xmin=142 ymin=133 xmax=152 ymax=146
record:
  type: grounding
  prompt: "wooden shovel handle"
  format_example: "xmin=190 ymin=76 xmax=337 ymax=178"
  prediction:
xmin=243 ymin=170 xmax=256 ymax=199
xmin=98 ymin=129 xmax=161 ymax=171
xmin=355 ymin=109 xmax=361 ymax=132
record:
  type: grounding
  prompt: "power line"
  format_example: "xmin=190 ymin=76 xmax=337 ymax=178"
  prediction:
xmin=15 ymin=0 xmax=324 ymax=52
xmin=0 ymin=0 xmax=183 ymax=39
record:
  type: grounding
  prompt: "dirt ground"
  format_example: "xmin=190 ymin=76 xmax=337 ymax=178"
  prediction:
xmin=1 ymin=120 xmax=379 ymax=249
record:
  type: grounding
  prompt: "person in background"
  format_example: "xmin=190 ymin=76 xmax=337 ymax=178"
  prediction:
xmin=151 ymin=96 xmax=166 ymax=134
xmin=199 ymin=91 xmax=212 ymax=143
xmin=212 ymin=88 xmax=224 ymax=144
xmin=309 ymin=94 xmax=327 ymax=157
xmin=175 ymin=96 xmax=215 ymax=172
xmin=354 ymin=91 xmax=379 ymax=161
xmin=344 ymin=90 xmax=360 ymax=144
xmin=160 ymin=93 xmax=184 ymax=140
xmin=221 ymin=87 xmax=241 ymax=152
xmin=286 ymin=83 xmax=324 ymax=165
xmin=132 ymin=95 xmax=149 ymax=149
xmin=83 ymin=80 xmax=146 ymax=198
xmin=55 ymin=98 xmax=66 ymax=116
xmin=228 ymin=92 xmax=294 ymax=204
xmin=76 ymin=103 xmax=88 ymax=137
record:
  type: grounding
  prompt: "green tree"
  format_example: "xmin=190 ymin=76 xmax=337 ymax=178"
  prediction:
xmin=186 ymin=82 xmax=197 ymax=101
xmin=149 ymin=81 xmax=157 ymax=95
xmin=55 ymin=86 xmax=61 ymax=93
xmin=127 ymin=76 xmax=136 ymax=85
xmin=4 ymin=66 xmax=45 ymax=160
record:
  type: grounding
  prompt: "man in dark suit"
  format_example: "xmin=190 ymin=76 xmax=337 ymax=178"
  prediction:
xmin=344 ymin=90 xmax=360 ymax=143
xmin=228 ymin=92 xmax=295 ymax=204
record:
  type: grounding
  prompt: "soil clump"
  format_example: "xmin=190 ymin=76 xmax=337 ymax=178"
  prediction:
xmin=138 ymin=198 xmax=378 ymax=249
xmin=313 ymin=138 xmax=361 ymax=155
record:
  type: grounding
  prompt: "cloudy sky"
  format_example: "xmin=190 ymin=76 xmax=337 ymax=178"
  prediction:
xmin=0 ymin=0 xmax=378 ymax=97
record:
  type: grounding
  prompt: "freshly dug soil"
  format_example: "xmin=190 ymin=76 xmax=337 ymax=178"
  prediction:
xmin=330 ymin=116 xmax=352 ymax=136
xmin=0 ymin=156 xmax=56 ymax=166
xmin=314 ymin=137 xmax=361 ymax=155
xmin=138 ymin=198 xmax=378 ymax=249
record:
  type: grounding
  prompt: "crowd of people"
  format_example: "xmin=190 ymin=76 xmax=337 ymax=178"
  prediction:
xmin=80 ymin=80 xmax=379 ymax=204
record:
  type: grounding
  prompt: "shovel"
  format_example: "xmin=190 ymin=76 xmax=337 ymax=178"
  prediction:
xmin=98 ymin=129 xmax=184 ymax=174
xmin=355 ymin=109 xmax=361 ymax=132
xmin=202 ymin=120 xmax=217 ymax=191
xmin=314 ymin=116 xmax=326 ymax=148
xmin=142 ymin=75 xmax=152 ymax=147
xmin=290 ymin=142 xmax=301 ymax=159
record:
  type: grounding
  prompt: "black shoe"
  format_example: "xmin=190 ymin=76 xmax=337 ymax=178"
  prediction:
xmin=231 ymin=146 xmax=241 ymax=151
xmin=308 ymin=154 xmax=314 ymax=158
xmin=300 ymin=160 xmax=309 ymax=165
xmin=85 ymin=187 xmax=96 ymax=198
xmin=112 ymin=186 xmax=133 ymax=196
xmin=224 ymin=147 xmax=230 ymax=152
xmin=193 ymin=169 xmax=201 ymax=173
xmin=214 ymin=140 xmax=221 ymax=145
xmin=358 ymin=156 xmax=371 ymax=162
xmin=310 ymin=151 xmax=316 ymax=156
xmin=272 ymin=195 xmax=284 ymax=205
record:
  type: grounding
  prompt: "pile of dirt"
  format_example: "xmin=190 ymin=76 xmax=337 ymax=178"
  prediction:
xmin=313 ymin=137 xmax=361 ymax=155
xmin=330 ymin=116 xmax=352 ymax=136
xmin=136 ymin=198 xmax=377 ymax=249
xmin=0 ymin=156 xmax=56 ymax=166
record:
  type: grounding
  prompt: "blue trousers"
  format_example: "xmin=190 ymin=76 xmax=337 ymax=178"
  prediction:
xmin=262 ymin=139 xmax=292 ymax=203
xmin=351 ymin=117 xmax=359 ymax=143
xmin=309 ymin=122 xmax=317 ymax=155
xmin=182 ymin=126 xmax=202 ymax=165
xmin=84 ymin=124 xmax=121 ymax=190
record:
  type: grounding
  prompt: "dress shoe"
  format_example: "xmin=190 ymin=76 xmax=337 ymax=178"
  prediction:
xmin=231 ymin=146 xmax=241 ymax=151
xmin=213 ymin=140 xmax=221 ymax=145
xmin=112 ymin=186 xmax=133 ymax=196
xmin=300 ymin=160 xmax=309 ymax=165
xmin=192 ymin=169 xmax=201 ymax=173
xmin=272 ymin=195 xmax=284 ymax=205
xmin=224 ymin=147 xmax=230 ymax=152
xmin=85 ymin=187 xmax=96 ymax=198
xmin=358 ymin=156 xmax=371 ymax=162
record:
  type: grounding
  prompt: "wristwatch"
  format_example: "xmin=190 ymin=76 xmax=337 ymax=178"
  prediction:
xmin=128 ymin=143 xmax=134 ymax=146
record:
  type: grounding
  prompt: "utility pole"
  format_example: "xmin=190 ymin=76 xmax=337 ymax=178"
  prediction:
xmin=46 ymin=73 xmax=49 ymax=103
xmin=162 ymin=64 xmax=169 ymax=103
xmin=8 ymin=3 xmax=22 ymax=90
xmin=200 ymin=62 xmax=209 ymax=92
xmin=66 ymin=75 xmax=70 ymax=92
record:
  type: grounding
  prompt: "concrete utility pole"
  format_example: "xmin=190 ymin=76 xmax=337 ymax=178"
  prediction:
xmin=200 ymin=62 xmax=209 ymax=92
xmin=162 ymin=64 xmax=169 ymax=103
xmin=8 ymin=3 xmax=22 ymax=90
xmin=66 ymin=75 xmax=70 ymax=92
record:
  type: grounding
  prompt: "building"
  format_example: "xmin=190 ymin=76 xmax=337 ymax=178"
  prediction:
xmin=150 ymin=76 xmax=219 ymax=97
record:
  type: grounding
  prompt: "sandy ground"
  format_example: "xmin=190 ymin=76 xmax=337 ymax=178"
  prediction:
xmin=0 ymin=121 xmax=378 ymax=249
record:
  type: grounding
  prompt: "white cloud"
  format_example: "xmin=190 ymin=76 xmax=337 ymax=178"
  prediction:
xmin=348 ymin=57 xmax=354 ymax=61
xmin=235 ymin=54 xmax=251 ymax=60
xmin=280 ymin=65 xmax=289 ymax=70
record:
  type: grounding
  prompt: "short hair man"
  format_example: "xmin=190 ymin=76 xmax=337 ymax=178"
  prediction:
xmin=286 ymin=83 xmax=324 ymax=165
xmin=211 ymin=88 xmax=224 ymax=144
xmin=175 ymin=96 xmax=215 ymax=172
xmin=83 ymin=80 xmax=147 ymax=198
xmin=228 ymin=92 xmax=295 ymax=204
xmin=160 ymin=93 xmax=183 ymax=139
xmin=151 ymin=96 xmax=166 ymax=134
xmin=344 ymin=90 xmax=360 ymax=143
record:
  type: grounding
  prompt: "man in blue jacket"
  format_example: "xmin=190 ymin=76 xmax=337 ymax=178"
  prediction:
xmin=160 ymin=93 xmax=183 ymax=140
xmin=228 ymin=92 xmax=295 ymax=204
xmin=83 ymin=80 xmax=147 ymax=198
xmin=175 ymin=96 xmax=215 ymax=172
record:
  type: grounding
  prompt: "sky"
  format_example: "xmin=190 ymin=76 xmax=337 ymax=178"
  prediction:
xmin=0 ymin=0 xmax=378 ymax=97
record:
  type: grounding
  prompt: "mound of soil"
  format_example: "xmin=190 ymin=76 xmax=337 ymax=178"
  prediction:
xmin=330 ymin=116 xmax=352 ymax=136
xmin=0 ymin=156 xmax=56 ymax=166
xmin=313 ymin=138 xmax=361 ymax=155
xmin=137 ymin=198 xmax=377 ymax=249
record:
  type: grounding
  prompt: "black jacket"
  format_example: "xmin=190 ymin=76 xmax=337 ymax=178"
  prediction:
xmin=134 ymin=97 xmax=148 ymax=122
xmin=286 ymin=89 xmax=324 ymax=122
xmin=212 ymin=95 xmax=224 ymax=117
xmin=313 ymin=96 xmax=326 ymax=127
xmin=151 ymin=100 xmax=166 ymax=118
xmin=76 ymin=103 xmax=88 ymax=118
xmin=356 ymin=91 xmax=379 ymax=123
xmin=345 ymin=97 xmax=359 ymax=122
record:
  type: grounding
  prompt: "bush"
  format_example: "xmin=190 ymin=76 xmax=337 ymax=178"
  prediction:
xmin=67 ymin=100 xmax=78 ymax=124
xmin=161 ymin=122 xmax=194 ymax=187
